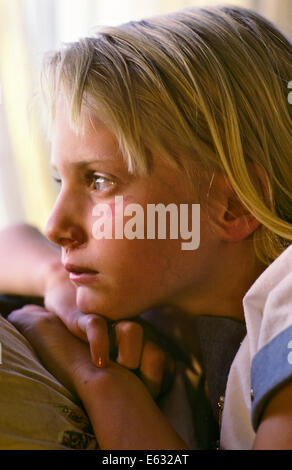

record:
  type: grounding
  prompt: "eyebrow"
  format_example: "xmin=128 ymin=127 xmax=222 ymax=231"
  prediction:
xmin=50 ymin=157 xmax=117 ymax=171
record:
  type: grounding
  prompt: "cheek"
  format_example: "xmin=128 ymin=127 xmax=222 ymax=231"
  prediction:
xmin=90 ymin=233 xmax=189 ymax=302
xmin=91 ymin=236 xmax=171 ymax=277
xmin=80 ymin=240 xmax=181 ymax=316
xmin=89 ymin=198 xmax=205 ymax=287
xmin=78 ymin=233 xmax=207 ymax=319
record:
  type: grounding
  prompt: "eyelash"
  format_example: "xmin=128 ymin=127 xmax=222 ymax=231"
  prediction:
xmin=86 ymin=173 xmax=116 ymax=192
xmin=53 ymin=172 xmax=116 ymax=193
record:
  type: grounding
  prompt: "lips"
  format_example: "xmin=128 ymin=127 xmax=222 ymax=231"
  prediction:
xmin=64 ymin=263 xmax=98 ymax=274
xmin=64 ymin=263 xmax=99 ymax=285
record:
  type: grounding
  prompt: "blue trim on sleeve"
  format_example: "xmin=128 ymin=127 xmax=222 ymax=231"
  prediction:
xmin=251 ymin=324 xmax=292 ymax=431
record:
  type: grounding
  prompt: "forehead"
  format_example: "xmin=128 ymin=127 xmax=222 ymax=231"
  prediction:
xmin=50 ymin=97 xmax=123 ymax=170
xmin=50 ymin=97 xmax=197 ymax=202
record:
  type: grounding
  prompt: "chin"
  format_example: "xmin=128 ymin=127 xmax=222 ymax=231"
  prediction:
xmin=75 ymin=285 xmax=153 ymax=321
xmin=75 ymin=287 xmax=120 ymax=319
xmin=76 ymin=289 xmax=103 ymax=314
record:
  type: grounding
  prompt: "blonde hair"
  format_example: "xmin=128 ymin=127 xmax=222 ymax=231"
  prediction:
xmin=41 ymin=5 xmax=292 ymax=265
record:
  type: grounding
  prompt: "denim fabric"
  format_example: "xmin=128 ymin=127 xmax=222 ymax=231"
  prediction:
xmin=251 ymin=324 xmax=292 ymax=430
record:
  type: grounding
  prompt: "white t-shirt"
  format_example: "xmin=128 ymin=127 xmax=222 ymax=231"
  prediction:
xmin=220 ymin=244 xmax=292 ymax=449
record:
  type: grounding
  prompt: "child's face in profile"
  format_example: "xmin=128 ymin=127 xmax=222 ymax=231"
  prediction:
xmin=45 ymin=97 xmax=219 ymax=320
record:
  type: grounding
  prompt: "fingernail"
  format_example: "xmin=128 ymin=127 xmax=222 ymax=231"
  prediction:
xmin=96 ymin=356 xmax=107 ymax=368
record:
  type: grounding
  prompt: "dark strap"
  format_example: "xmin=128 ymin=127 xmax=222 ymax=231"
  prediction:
xmin=193 ymin=315 xmax=246 ymax=420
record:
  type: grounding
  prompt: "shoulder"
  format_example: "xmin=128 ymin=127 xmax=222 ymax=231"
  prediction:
xmin=243 ymin=244 xmax=292 ymax=349
xmin=243 ymin=244 xmax=292 ymax=328
xmin=243 ymin=245 xmax=292 ymax=439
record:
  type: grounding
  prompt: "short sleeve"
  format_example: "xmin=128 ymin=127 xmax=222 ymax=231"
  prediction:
xmin=251 ymin=324 xmax=292 ymax=431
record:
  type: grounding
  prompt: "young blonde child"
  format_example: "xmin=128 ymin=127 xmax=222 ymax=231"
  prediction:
xmin=2 ymin=5 xmax=292 ymax=449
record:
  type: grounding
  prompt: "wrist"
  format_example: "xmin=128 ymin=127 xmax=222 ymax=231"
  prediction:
xmin=71 ymin=363 xmax=189 ymax=449
xmin=71 ymin=359 xmax=112 ymax=397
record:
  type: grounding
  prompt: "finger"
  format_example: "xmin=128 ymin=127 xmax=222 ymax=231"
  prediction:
xmin=115 ymin=321 xmax=144 ymax=369
xmin=77 ymin=314 xmax=110 ymax=368
xmin=7 ymin=305 xmax=57 ymax=335
xmin=7 ymin=304 xmax=47 ymax=323
xmin=16 ymin=304 xmax=47 ymax=313
xmin=61 ymin=309 xmax=89 ymax=341
xmin=139 ymin=340 xmax=167 ymax=399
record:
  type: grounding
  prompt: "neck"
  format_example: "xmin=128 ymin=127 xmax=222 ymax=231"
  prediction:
xmin=168 ymin=240 xmax=266 ymax=322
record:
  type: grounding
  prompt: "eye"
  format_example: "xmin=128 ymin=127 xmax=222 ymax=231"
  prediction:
xmin=88 ymin=173 xmax=116 ymax=192
xmin=50 ymin=172 xmax=116 ymax=193
xmin=52 ymin=175 xmax=62 ymax=187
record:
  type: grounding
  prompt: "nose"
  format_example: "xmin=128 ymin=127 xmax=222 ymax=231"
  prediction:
xmin=44 ymin=193 xmax=87 ymax=249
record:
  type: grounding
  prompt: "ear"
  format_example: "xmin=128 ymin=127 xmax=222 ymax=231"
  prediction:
xmin=207 ymin=172 xmax=261 ymax=243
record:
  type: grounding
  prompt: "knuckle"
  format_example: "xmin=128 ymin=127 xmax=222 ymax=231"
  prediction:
xmin=117 ymin=321 xmax=143 ymax=339
xmin=20 ymin=304 xmax=44 ymax=312
xmin=81 ymin=314 xmax=104 ymax=331
xmin=37 ymin=311 xmax=57 ymax=324
xmin=86 ymin=315 xmax=99 ymax=328
xmin=7 ymin=311 xmax=19 ymax=323
xmin=116 ymin=321 xmax=132 ymax=334
xmin=130 ymin=322 xmax=143 ymax=338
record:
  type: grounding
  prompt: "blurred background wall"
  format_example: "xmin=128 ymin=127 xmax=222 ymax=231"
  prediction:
xmin=0 ymin=0 xmax=291 ymax=232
